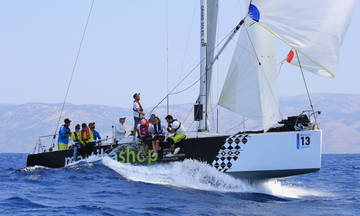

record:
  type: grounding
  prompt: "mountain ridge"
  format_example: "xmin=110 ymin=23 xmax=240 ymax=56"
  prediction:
xmin=1 ymin=93 xmax=359 ymax=153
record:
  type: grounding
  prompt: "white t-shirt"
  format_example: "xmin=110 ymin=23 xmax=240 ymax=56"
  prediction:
xmin=115 ymin=123 xmax=126 ymax=140
xmin=169 ymin=120 xmax=185 ymax=134
xmin=133 ymin=101 xmax=144 ymax=118
xmin=136 ymin=124 xmax=153 ymax=137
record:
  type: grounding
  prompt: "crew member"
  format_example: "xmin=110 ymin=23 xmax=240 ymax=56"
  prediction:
xmin=58 ymin=118 xmax=71 ymax=150
xmin=70 ymin=124 xmax=81 ymax=160
xmin=115 ymin=117 xmax=126 ymax=141
xmin=80 ymin=123 xmax=95 ymax=157
xmin=151 ymin=115 xmax=166 ymax=158
xmin=89 ymin=122 xmax=101 ymax=146
xmin=137 ymin=119 xmax=153 ymax=152
xmin=133 ymin=93 xmax=145 ymax=140
xmin=165 ymin=115 xmax=186 ymax=157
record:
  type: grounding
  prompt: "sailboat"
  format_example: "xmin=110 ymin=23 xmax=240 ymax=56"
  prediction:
xmin=27 ymin=0 xmax=355 ymax=179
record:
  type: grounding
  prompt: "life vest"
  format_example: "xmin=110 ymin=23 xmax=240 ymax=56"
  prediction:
xmin=172 ymin=119 xmax=182 ymax=133
xmin=154 ymin=123 xmax=164 ymax=135
xmin=92 ymin=130 xmax=99 ymax=140
xmin=81 ymin=128 xmax=91 ymax=142
xmin=58 ymin=125 xmax=71 ymax=144
xmin=65 ymin=126 xmax=71 ymax=135
xmin=73 ymin=131 xmax=80 ymax=142
xmin=140 ymin=122 xmax=150 ymax=137
xmin=133 ymin=100 xmax=143 ymax=118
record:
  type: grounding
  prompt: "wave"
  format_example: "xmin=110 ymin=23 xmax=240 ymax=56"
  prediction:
xmin=102 ymin=157 xmax=330 ymax=198
xmin=103 ymin=157 xmax=256 ymax=192
xmin=20 ymin=165 xmax=49 ymax=172
xmin=65 ymin=155 xmax=104 ymax=167
xmin=1 ymin=196 xmax=48 ymax=208
xmin=255 ymin=180 xmax=332 ymax=198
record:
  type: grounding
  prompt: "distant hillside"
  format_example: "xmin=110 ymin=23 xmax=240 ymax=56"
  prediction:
xmin=0 ymin=93 xmax=359 ymax=153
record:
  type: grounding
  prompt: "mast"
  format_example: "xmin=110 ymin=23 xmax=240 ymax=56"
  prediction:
xmin=199 ymin=0 xmax=208 ymax=131
xmin=198 ymin=0 xmax=218 ymax=131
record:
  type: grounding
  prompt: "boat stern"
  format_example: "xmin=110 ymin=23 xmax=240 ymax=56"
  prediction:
xmin=212 ymin=130 xmax=322 ymax=179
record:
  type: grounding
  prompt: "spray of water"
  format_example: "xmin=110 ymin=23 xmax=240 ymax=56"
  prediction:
xmin=102 ymin=157 xmax=330 ymax=198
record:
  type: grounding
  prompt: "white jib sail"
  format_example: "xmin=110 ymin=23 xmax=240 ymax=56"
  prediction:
xmin=218 ymin=17 xmax=279 ymax=131
xmin=248 ymin=0 xmax=356 ymax=78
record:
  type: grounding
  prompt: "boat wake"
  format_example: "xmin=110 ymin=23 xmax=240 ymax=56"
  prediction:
xmin=102 ymin=157 xmax=330 ymax=199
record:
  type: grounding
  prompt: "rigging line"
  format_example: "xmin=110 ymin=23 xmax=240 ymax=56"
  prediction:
xmin=277 ymin=60 xmax=285 ymax=76
xmin=148 ymin=24 xmax=240 ymax=116
xmin=179 ymin=0 xmax=197 ymax=77
xmin=166 ymin=0 xmax=169 ymax=115
xmin=168 ymin=77 xmax=200 ymax=95
xmin=244 ymin=23 xmax=261 ymax=66
xmin=183 ymin=104 xmax=195 ymax=126
xmin=52 ymin=0 xmax=95 ymax=147
xmin=295 ymin=50 xmax=319 ymax=129
xmin=215 ymin=3 xmax=220 ymax=134
xmin=276 ymin=60 xmax=285 ymax=120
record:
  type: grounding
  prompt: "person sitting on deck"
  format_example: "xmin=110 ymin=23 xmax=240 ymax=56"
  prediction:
xmin=57 ymin=118 xmax=72 ymax=150
xmin=80 ymin=123 xmax=95 ymax=157
xmin=115 ymin=117 xmax=127 ymax=142
xmin=150 ymin=115 xmax=166 ymax=158
xmin=89 ymin=122 xmax=101 ymax=146
xmin=165 ymin=115 xmax=186 ymax=157
xmin=137 ymin=119 xmax=153 ymax=152
xmin=70 ymin=124 xmax=81 ymax=160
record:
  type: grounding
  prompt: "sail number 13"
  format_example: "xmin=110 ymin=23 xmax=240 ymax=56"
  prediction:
xmin=297 ymin=134 xmax=311 ymax=149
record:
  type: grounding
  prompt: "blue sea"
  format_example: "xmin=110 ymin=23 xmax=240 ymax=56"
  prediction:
xmin=0 ymin=154 xmax=359 ymax=216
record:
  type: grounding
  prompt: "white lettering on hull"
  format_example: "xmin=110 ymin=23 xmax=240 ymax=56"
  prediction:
xmin=64 ymin=148 xmax=117 ymax=166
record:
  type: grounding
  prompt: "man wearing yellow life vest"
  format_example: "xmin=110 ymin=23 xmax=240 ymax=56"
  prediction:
xmin=79 ymin=123 xmax=95 ymax=157
xmin=70 ymin=124 xmax=81 ymax=160
xmin=165 ymin=115 xmax=186 ymax=157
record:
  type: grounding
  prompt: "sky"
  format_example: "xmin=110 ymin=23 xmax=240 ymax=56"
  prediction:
xmin=0 ymin=0 xmax=359 ymax=109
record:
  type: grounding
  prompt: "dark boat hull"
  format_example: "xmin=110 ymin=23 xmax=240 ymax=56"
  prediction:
xmin=27 ymin=130 xmax=322 ymax=179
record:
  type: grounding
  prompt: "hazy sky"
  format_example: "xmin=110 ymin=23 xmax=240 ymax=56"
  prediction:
xmin=0 ymin=0 xmax=359 ymax=108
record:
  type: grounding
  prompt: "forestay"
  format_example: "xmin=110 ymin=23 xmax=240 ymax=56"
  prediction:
xmin=248 ymin=0 xmax=356 ymax=78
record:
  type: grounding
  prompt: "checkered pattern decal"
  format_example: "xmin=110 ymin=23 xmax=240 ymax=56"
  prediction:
xmin=212 ymin=135 xmax=248 ymax=172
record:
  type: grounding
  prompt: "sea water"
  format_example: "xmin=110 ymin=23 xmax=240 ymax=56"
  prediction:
xmin=0 ymin=154 xmax=359 ymax=215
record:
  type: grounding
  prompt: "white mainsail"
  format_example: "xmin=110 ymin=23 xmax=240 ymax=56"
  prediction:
xmin=248 ymin=0 xmax=356 ymax=78
xmin=218 ymin=17 xmax=279 ymax=131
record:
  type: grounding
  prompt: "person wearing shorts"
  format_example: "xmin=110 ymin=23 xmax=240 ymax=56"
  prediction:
xmin=150 ymin=115 xmax=166 ymax=158
xmin=165 ymin=115 xmax=186 ymax=157
xmin=133 ymin=93 xmax=145 ymax=140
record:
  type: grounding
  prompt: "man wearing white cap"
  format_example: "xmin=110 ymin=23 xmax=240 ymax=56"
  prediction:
xmin=115 ymin=117 xmax=126 ymax=141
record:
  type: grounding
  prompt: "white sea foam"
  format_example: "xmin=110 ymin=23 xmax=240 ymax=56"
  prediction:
xmin=102 ymin=157 xmax=330 ymax=198
xmin=255 ymin=180 xmax=332 ymax=198
xmin=21 ymin=165 xmax=49 ymax=172
xmin=66 ymin=154 xmax=103 ymax=167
